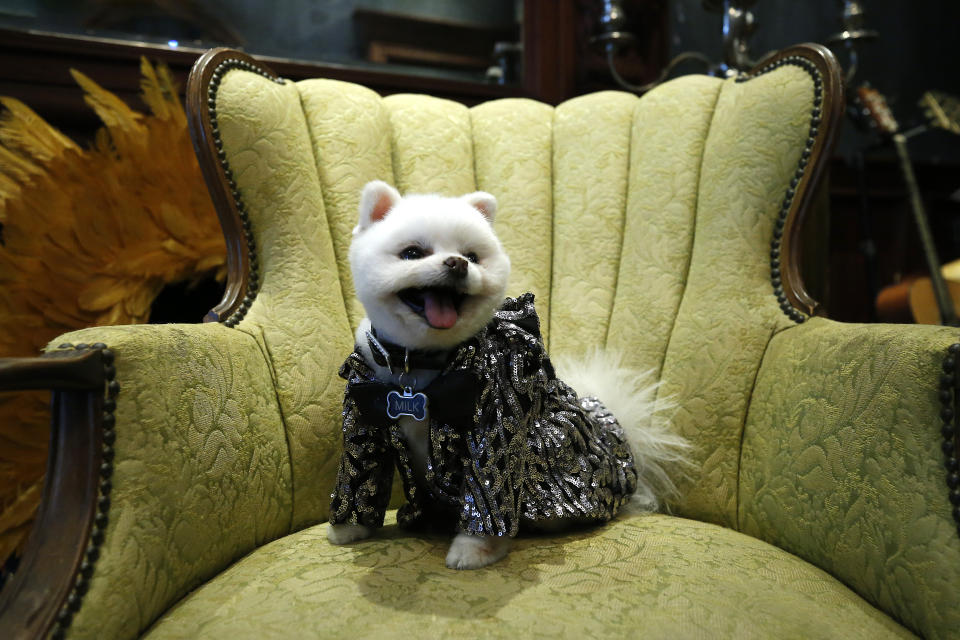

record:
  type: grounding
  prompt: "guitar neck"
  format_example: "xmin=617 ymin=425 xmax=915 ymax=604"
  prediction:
xmin=891 ymin=133 xmax=957 ymax=325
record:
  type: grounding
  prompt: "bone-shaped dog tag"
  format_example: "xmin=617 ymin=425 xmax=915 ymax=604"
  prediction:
xmin=386 ymin=387 xmax=428 ymax=421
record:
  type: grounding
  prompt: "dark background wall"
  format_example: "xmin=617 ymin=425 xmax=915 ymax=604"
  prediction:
xmin=670 ymin=0 xmax=960 ymax=164
xmin=0 ymin=0 xmax=518 ymax=67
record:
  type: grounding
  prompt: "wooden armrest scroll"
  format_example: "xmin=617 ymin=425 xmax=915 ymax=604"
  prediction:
xmin=186 ymin=48 xmax=281 ymax=326
xmin=744 ymin=43 xmax=845 ymax=319
xmin=0 ymin=346 xmax=114 ymax=640
xmin=0 ymin=349 xmax=105 ymax=392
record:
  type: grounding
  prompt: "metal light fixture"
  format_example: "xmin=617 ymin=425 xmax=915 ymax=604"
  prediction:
xmin=826 ymin=0 xmax=878 ymax=84
xmin=592 ymin=0 xmax=638 ymax=56
xmin=711 ymin=0 xmax=760 ymax=75
xmin=593 ymin=0 xmax=759 ymax=94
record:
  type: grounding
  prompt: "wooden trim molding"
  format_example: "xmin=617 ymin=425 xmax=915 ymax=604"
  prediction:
xmin=522 ymin=0 xmax=578 ymax=105
xmin=0 ymin=346 xmax=116 ymax=640
xmin=938 ymin=342 xmax=960 ymax=541
xmin=0 ymin=27 xmax=523 ymax=123
xmin=186 ymin=48 xmax=282 ymax=325
xmin=738 ymin=43 xmax=845 ymax=321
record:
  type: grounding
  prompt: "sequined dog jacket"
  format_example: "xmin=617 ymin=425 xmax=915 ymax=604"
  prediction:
xmin=329 ymin=293 xmax=639 ymax=537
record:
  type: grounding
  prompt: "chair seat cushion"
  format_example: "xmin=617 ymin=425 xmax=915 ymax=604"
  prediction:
xmin=144 ymin=513 xmax=913 ymax=639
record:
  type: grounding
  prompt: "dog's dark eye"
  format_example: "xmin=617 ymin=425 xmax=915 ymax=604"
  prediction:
xmin=399 ymin=246 xmax=425 ymax=260
xmin=464 ymin=252 xmax=479 ymax=264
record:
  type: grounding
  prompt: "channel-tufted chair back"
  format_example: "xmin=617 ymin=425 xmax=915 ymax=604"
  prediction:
xmin=17 ymin=44 xmax=960 ymax=640
xmin=189 ymin=45 xmax=838 ymax=532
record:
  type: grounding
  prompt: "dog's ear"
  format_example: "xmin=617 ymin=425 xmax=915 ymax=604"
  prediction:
xmin=461 ymin=192 xmax=497 ymax=223
xmin=357 ymin=180 xmax=401 ymax=232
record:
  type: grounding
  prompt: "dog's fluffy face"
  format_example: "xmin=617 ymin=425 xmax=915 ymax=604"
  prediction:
xmin=349 ymin=181 xmax=511 ymax=350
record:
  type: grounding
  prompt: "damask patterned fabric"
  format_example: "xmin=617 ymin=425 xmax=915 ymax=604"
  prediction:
xmin=213 ymin=71 xmax=355 ymax=530
xmin=740 ymin=317 xmax=960 ymax=639
xmin=654 ymin=65 xmax=816 ymax=527
xmin=46 ymin=323 xmax=292 ymax=639
xmin=471 ymin=98 xmax=555 ymax=337
xmin=143 ymin=513 xmax=914 ymax=640
xmin=605 ymin=75 xmax=721 ymax=378
xmin=549 ymin=91 xmax=640 ymax=356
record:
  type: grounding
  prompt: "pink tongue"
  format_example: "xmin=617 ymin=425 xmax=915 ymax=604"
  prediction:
xmin=423 ymin=291 xmax=458 ymax=329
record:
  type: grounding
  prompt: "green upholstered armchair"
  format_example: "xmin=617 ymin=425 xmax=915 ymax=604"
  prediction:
xmin=2 ymin=43 xmax=959 ymax=639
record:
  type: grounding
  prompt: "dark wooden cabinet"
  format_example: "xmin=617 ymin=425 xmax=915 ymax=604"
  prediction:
xmin=0 ymin=0 xmax=671 ymax=138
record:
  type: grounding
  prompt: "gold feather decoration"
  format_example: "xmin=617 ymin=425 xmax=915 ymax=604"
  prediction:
xmin=0 ymin=58 xmax=226 ymax=567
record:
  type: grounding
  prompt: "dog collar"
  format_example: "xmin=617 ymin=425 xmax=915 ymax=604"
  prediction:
xmin=365 ymin=328 xmax=452 ymax=373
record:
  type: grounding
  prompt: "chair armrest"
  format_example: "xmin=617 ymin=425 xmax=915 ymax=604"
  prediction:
xmin=0 ymin=323 xmax=293 ymax=640
xmin=0 ymin=348 xmax=108 ymax=640
xmin=0 ymin=349 xmax=106 ymax=390
xmin=740 ymin=316 xmax=960 ymax=639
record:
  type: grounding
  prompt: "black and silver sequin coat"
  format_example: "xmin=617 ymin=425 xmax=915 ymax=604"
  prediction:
xmin=329 ymin=293 xmax=638 ymax=537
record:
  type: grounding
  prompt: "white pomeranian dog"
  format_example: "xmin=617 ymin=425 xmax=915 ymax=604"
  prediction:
xmin=327 ymin=180 xmax=689 ymax=570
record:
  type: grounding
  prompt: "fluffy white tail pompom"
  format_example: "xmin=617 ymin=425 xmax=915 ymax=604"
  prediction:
xmin=553 ymin=348 xmax=691 ymax=513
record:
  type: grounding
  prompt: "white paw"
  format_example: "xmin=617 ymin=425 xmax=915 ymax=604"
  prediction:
xmin=327 ymin=523 xmax=373 ymax=545
xmin=445 ymin=532 xmax=511 ymax=570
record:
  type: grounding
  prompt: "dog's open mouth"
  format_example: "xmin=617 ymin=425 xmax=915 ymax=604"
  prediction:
xmin=398 ymin=287 xmax=467 ymax=330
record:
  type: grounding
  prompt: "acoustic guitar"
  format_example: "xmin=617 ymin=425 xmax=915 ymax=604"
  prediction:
xmin=862 ymin=87 xmax=960 ymax=325
xmin=876 ymin=261 xmax=960 ymax=325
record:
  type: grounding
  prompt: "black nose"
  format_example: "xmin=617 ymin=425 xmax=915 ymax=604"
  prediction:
xmin=443 ymin=256 xmax=468 ymax=279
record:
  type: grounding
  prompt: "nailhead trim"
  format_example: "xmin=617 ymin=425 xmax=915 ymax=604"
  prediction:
xmin=939 ymin=343 xmax=960 ymax=541
xmin=206 ymin=58 xmax=285 ymax=327
xmin=736 ymin=55 xmax=825 ymax=324
xmin=48 ymin=343 xmax=118 ymax=640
